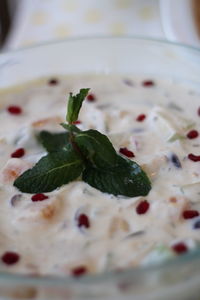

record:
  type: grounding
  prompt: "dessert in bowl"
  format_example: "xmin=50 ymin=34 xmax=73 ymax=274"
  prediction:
xmin=0 ymin=37 xmax=200 ymax=299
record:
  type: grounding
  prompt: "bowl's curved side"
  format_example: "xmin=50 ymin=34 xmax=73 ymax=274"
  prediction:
xmin=1 ymin=37 xmax=200 ymax=89
xmin=0 ymin=37 xmax=200 ymax=300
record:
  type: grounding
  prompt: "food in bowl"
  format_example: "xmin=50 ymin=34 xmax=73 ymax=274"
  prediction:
xmin=0 ymin=74 xmax=200 ymax=278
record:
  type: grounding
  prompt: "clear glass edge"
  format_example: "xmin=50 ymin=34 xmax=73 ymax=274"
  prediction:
xmin=0 ymin=35 xmax=200 ymax=286
xmin=1 ymin=35 xmax=200 ymax=55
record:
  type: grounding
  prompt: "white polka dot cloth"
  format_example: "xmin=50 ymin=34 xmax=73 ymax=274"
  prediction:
xmin=7 ymin=0 xmax=165 ymax=50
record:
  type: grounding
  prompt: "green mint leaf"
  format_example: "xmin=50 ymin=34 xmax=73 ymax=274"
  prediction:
xmin=38 ymin=130 xmax=69 ymax=152
xmin=60 ymin=123 xmax=81 ymax=133
xmin=14 ymin=146 xmax=84 ymax=193
xmin=75 ymin=129 xmax=118 ymax=168
xmin=75 ymin=129 xmax=151 ymax=196
xmin=82 ymin=156 xmax=151 ymax=197
xmin=67 ymin=88 xmax=89 ymax=123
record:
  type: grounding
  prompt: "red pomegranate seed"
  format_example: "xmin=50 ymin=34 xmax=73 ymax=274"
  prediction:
xmin=11 ymin=148 xmax=25 ymax=158
xmin=1 ymin=252 xmax=20 ymax=265
xmin=7 ymin=105 xmax=22 ymax=115
xmin=136 ymin=200 xmax=150 ymax=215
xmin=77 ymin=214 xmax=90 ymax=228
xmin=48 ymin=78 xmax=59 ymax=85
xmin=72 ymin=120 xmax=81 ymax=125
xmin=136 ymin=114 xmax=146 ymax=122
xmin=172 ymin=242 xmax=188 ymax=254
xmin=71 ymin=266 xmax=87 ymax=277
xmin=10 ymin=194 xmax=22 ymax=207
xmin=123 ymin=79 xmax=134 ymax=86
xmin=193 ymin=219 xmax=200 ymax=229
xmin=31 ymin=194 xmax=49 ymax=202
xmin=182 ymin=210 xmax=199 ymax=219
xmin=187 ymin=130 xmax=199 ymax=139
xmin=119 ymin=147 xmax=135 ymax=158
xmin=142 ymin=80 xmax=155 ymax=87
xmin=198 ymin=107 xmax=200 ymax=116
xmin=87 ymin=93 xmax=96 ymax=102
xmin=188 ymin=153 xmax=200 ymax=162
xmin=118 ymin=281 xmax=131 ymax=291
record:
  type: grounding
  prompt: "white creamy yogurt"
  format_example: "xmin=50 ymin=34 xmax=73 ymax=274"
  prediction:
xmin=0 ymin=75 xmax=200 ymax=277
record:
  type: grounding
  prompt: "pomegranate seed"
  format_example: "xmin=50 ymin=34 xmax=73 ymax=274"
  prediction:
xmin=170 ymin=153 xmax=182 ymax=168
xmin=183 ymin=210 xmax=199 ymax=219
xmin=72 ymin=120 xmax=81 ymax=125
xmin=77 ymin=214 xmax=90 ymax=228
xmin=48 ymin=78 xmax=59 ymax=85
xmin=172 ymin=243 xmax=188 ymax=254
xmin=87 ymin=93 xmax=96 ymax=102
xmin=123 ymin=79 xmax=134 ymax=86
xmin=188 ymin=153 xmax=200 ymax=162
xmin=11 ymin=148 xmax=25 ymax=158
xmin=198 ymin=107 xmax=200 ymax=116
xmin=7 ymin=105 xmax=22 ymax=115
xmin=136 ymin=114 xmax=146 ymax=122
xmin=193 ymin=219 xmax=200 ymax=229
xmin=142 ymin=80 xmax=155 ymax=87
xmin=1 ymin=252 xmax=20 ymax=265
xmin=136 ymin=200 xmax=150 ymax=215
xmin=118 ymin=281 xmax=131 ymax=291
xmin=31 ymin=194 xmax=49 ymax=202
xmin=187 ymin=130 xmax=199 ymax=139
xmin=10 ymin=194 xmax=22 ymax=207
xmin=71 ymin=266 xmax=87 ymax=277
xmin=119 ymin=147 xmax=135 ymax=158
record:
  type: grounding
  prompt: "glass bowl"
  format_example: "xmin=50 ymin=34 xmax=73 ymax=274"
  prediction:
xmin=0 ymin=37 xmax=200 ymax=300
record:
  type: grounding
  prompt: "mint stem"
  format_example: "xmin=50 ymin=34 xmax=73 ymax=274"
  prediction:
xmin=69 ymin=129 xmax=87 ymax=164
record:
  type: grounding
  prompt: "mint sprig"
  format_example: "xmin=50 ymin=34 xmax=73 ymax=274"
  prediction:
xmin=14 ymin=89 xmax=151 ymax=197
xmin=75 ymin=129 xmax=117 ymax=168
xmin=66 ymin=88 xmax=89 ymax=123
xmin=83 ymin=156 xmax=151 ymax=197
xmin=38 ymin=130 xmax=69 ymax=152
xmin=14 ymin=146 xmax=84 ymax=193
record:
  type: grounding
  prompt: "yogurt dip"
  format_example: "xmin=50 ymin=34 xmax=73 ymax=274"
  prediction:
xmin=0 ymin=75 xmax=200 ymax=277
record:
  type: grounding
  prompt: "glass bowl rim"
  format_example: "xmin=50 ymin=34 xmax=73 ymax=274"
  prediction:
xmin=0 ymin=35 xmax=200 ymax=286
xmin=1 ymin=34 xmax=200 ymax=55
